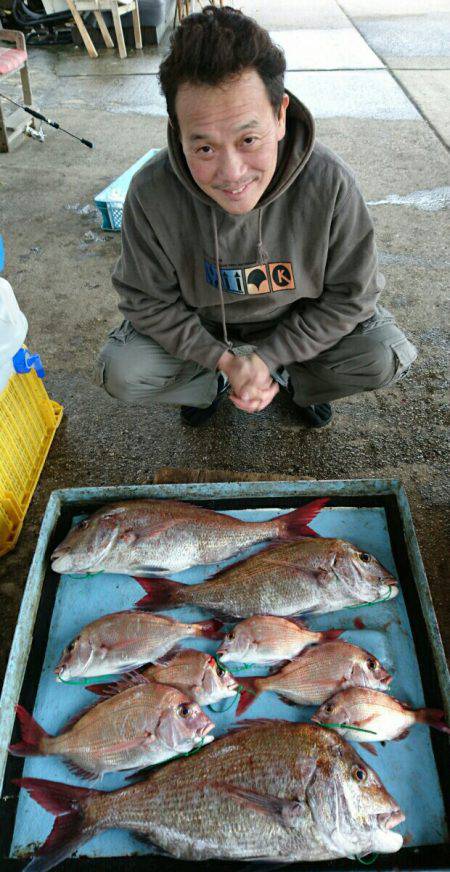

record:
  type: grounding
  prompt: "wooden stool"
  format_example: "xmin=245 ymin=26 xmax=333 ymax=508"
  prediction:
xmin=66 ymin=0 xmax=142 ymax=60
xmin=0 ymin=28 xmax=36 ymax=153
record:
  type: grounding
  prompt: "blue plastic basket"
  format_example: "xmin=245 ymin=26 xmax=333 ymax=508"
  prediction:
xmin=94 ymin=148 xmax=160 ymax=231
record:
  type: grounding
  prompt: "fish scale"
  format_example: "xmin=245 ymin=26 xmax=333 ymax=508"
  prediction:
xmin=137 ymin=537 xmax=398 ymax=618
xmin=55 ymin=611 xmax=221 ymax=680
xmin=75 ymin=722 xmax=403 ymax=862
xmin=51 ymin=498 xmax=326 ymax=575
xmin=10 ymin=684 xmax=214 ymax=777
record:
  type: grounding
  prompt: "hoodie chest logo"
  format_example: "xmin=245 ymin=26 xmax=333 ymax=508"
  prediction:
xmin=204 ymin=259 xmax=295 ymax=296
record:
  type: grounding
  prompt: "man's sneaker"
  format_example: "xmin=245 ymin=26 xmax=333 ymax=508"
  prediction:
xmin=180 ymin=374 xmax=228 ymax=427
xmin=285 ymin=379 xmax=333 ymax=428
xmin=295 ymin=402 xmax=333 ymax=428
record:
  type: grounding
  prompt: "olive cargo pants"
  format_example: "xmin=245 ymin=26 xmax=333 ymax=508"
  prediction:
xmin=95 ymin=306 xmax=417 ymax=409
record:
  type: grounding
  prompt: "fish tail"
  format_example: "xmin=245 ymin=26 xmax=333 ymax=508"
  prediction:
xmin=13 ymin=777 xmax=104 ymax=872
xmin=320 ymin=628 xmax=344 ymax=643
xmin=414 ymin=708 xmax=450 ymax=733
xmin=193 ymin=619 xmax=223 ymax=640
xmin=8 ymin=705 xmax=52 ymax=757
xmin=133 ymin=577 xmax=185 ymax=611
xmin=275 ymin=498 xmax=328 ymax=540
xmin=236 ymin=677 xmax=261 ymax=717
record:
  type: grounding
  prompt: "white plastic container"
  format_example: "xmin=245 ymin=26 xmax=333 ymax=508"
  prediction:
xmin=41 ymin=0 xmax=68 ymax=14
xmin=0 ymin=277 xmax=28 ymax=394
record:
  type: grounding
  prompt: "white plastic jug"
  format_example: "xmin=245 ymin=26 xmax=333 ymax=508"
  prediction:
xmin=0 ymin=277 xmax=28 ymax=393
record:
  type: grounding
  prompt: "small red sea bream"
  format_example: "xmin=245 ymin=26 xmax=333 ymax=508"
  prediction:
xmin=217 ymin=615 xmax=343 ymax=664
xmin=312 ymin=687 xmax=450 ymax=742
xmin=88 ymin=649 xmax=240 ymax=707
xmin=137 ymin=538 xmax=398 ymax=619
xmin=237 ymin=640 xmax=392 ymax=716
xmin=15 ymin=721 xmax=405 ymax=869
xmin=54 ymin=611 xmax=222 ymax=681
xmin=51 ymin=497 xmax=327 ymax=575
xmin=9 ymin=681 xmax=214 ymax=778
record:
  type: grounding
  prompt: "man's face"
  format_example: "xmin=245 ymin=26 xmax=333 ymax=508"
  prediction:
xmin=176 ymin=69 xmax=289 ymax=215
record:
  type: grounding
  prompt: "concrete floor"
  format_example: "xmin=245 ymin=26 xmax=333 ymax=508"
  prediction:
xmin=0 ymin=0 xmax=449 ymax=688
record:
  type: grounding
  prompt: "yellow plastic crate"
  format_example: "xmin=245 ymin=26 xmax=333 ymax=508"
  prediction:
xmin=0 ymin=369 xmax=63 ymax=557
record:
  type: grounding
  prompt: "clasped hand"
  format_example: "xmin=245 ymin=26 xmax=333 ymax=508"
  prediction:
xmin=217 ymin=350 xmax=279 ymax=413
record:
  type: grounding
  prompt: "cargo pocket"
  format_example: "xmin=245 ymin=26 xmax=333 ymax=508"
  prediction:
xmin=108 ymin=320 xmax=136 ymax=343
xmin=93 ymin=357 xmax=106 ymax=388
xmin=389 ymin=338 xmax=418 ymax=384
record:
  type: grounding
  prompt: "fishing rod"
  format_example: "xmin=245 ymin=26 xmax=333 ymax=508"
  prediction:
xmin=0 ymin=91 xmax=94 ymax=148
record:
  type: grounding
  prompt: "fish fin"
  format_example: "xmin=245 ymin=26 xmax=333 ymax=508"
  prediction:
xmin=283 ymin=617 xmax=309 ymax=630
xmin=130 ymin=832 xmax=172 ymax=856
xmin=85 ymin=682 xmax=117 ymax=697
xmin=125 ymin=766 xmax=154 ymax=781
xmin=65 ymin=760 xmax=101 ymax=781
xmin=13 ymin=777 xmax=103 ymax=870
xmin=134 ymin=577 xmax=185 ymax=610
xmin=193 ymin=619 xmax=223 ymax=640
xmin=320 ymin=628 xmax=344 ymax=643
xmin=120 ymin=520 xmax=175 ymax=545
xmin=87 ymin=671 xmax=150 ymax=697
xmin=360 ymin=742 xmax=378 ymax=757
xmin=414 ymin=708 xmax=450 ymax=733
xmin=278 ymin=695 xmax=298 ymax=708
xmin=209 ymin=782 xmax=302 ymax=829
xmin=276 ymin=498 xmax=329 ymax=540
xmin=132 ymin=566 xmax=170 ymax=576
xmin=8 ymin=705 xmax=52 ymax=757
xmin=393 ymin=729 xmax=410 ymax=740
xmin=236 ymin=677 xmax=261 ymax=717
xmin=228 ymin=718 xmax=293 ymax=733
xmin=153 ymin=648 xmax=183 ymax=665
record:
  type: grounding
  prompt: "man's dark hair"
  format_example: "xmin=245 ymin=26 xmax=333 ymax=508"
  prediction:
xmin=159 ymin=5 xmax=286 ymax=128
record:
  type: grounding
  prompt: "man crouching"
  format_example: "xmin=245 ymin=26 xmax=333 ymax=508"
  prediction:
xmin=96 ymin=5 xmax=417 ymax=428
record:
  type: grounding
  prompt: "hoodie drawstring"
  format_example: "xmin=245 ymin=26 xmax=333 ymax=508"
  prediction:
xmin=211 ymin=207 xmax=269 ymax=349
xmin=212 ymin=208 xmax=232 ymax=349
xmin=256 ymin=208 xmax=269 ymax=263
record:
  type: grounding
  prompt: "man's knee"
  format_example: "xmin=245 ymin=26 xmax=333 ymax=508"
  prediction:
xmin=362 ymin=333 xmax=418 ymax=390
xmin=94 ymin=327 xmax=182 ymax=404
xmin=288 ymin=328 xmax=417 ymax=405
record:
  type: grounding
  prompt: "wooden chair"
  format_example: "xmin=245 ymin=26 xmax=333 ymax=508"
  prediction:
xmin=176 ymin=0 xmax=224 ymax=23
xmin=66 ymin=0 xmax=142 ymax=60
xmin=0 ymin=28 xmax=36 ymax=152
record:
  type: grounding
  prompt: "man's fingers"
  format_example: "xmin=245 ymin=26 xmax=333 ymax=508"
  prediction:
xmin=229 ymin=383 xmax=279 ymax=413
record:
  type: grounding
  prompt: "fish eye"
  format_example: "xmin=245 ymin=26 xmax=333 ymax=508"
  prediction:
xmin=367 ymin=658 xmax=377 ymax=670
xmin=359 ymin=552 xmax=371 ymax=563
xmin=177 ymin=703 xmax=191 ymax=719
xmin=78 ymin=519 xmax=89 ymax=530
xmin=227 ymin=631 xmax=235 ymax=641
xmin=216 ymin=663 xmax=225 ymax=676
xmin=325 ymin=704 xmax=333 ymax=713
xmin=352 ymin=766 xmax=367 ymax=782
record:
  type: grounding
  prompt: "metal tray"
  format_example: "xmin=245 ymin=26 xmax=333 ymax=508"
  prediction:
xmin=0 ymin=479 xmax=449 ymax=871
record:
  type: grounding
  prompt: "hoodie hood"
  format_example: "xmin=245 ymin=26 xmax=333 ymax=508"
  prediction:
xmin=167 ymin=89 xmax=316 ymax=213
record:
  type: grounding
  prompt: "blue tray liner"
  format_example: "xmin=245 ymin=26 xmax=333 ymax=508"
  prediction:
xmin=10 ymin=507 xmax=448 ymax=858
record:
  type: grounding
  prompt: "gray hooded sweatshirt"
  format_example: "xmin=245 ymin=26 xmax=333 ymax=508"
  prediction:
xmin=112 ymin=91 xmax=383 ymax=373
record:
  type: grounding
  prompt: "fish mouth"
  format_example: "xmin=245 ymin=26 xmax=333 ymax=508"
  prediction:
xmin=199 ymin=722 xmax=215 ymax=738
xmin=380 ymin=674 xmax=393 ymax=687
xmin=377 ymin=809 xmax=405 ymax=830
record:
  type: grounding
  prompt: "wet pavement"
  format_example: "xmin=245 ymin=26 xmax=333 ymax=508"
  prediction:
xmin=0 ymin=0 xmax=449 ymax=687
